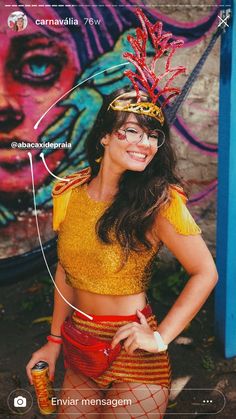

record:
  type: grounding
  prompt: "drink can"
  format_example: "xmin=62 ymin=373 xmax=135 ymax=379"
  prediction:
xmin=31 ymin=361 xmax=56 ymax=415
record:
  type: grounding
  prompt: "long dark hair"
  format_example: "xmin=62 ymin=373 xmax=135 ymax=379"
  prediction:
xmin=85 ymin=87 xmax=182 ymax=257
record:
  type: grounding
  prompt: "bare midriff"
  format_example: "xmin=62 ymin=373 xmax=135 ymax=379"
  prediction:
xmin=72 ymin=288 xmax=147 ymax=316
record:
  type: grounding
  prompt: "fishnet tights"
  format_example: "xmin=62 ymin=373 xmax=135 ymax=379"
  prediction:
xmin=57 ymin=368 xmax=169 ymax=418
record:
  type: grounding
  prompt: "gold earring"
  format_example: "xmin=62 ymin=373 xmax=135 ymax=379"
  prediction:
xmin=95 ymin=156 xmax=102 ymax=164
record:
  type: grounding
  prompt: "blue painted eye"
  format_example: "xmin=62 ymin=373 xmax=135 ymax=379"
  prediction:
xmin=30 ymin=62 xmax=48 ymax=76
xmin=14 ymin=55 xmax=63 ymax=85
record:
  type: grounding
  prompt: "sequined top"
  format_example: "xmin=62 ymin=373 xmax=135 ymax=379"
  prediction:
xmin=52 ymin=169 xmax=201 ymax=295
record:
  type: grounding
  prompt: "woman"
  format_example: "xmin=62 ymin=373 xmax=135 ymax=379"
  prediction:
xmin=13 ymin=17 xmax=25 ymax=32
xmin=26 ymin=87 xmax=218 ymax=418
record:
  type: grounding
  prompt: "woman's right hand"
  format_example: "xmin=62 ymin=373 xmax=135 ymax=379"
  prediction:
xmin=26 ymin=341 xmax=62 ymax=385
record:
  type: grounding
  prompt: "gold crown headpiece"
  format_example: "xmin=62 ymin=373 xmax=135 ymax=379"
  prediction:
xmin=108 ymin=9 xmax=186 ymax=125
xmin=109 ymin=93 xmax=165 ymax=125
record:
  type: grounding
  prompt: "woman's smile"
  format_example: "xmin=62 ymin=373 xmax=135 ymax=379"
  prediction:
xmin=126 ymin=150 xmax=148 ymax=162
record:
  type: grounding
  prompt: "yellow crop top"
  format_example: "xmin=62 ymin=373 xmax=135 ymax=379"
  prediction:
xmin=52 ymin=169 xmax=201 ymax=295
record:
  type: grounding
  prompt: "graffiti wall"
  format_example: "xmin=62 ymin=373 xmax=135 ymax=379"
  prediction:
xmin=0 ymin=0 xmax=220 ymax=276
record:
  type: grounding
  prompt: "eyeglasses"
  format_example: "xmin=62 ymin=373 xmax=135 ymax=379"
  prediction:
xmin=116 ymin=127 xmax=165 ymax=148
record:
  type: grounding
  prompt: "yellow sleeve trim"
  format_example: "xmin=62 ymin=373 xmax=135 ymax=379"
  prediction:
xmin=51 ymin=168 xmax=91 ymax=232
xmin=160 ymin=185 xmax=201 ymax=235
xmin=52 ymin=190 xmax=72 ymax=232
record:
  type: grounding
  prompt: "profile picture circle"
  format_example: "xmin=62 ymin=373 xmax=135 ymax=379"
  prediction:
xmin=8 ymin=12 xmax=28 ymax=32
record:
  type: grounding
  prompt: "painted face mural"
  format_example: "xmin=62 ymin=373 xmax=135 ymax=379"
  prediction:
xmin=0 ymin=1 xmax=219 ymax=267
xmin=0 ymin=6 xmax=80 ymax=197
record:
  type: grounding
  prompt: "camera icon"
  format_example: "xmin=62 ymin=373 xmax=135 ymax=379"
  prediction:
xmin=8 ymin=389 xmax=32 ymax=414
xmin=13 ymin=396 xmax=27 ymax=408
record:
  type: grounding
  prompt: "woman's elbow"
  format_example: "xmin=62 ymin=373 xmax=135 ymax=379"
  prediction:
xmin=192 ymin=261 xmax=219 ymax=287
xmin=204 ymin=263 xmax=219 ymax=287
xmin=211 ymin=267 xmax=219 ymax=285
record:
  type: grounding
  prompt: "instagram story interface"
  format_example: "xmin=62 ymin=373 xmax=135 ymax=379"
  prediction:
xmin=0 ymin=1 xmax=234 ymax=417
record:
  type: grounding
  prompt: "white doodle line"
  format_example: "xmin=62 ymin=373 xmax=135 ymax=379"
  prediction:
xmin=34 ymin=62 xmax=129 ymax=129
xmin=40 ymin=152 xmax=69 ymax=182
xmin=28 ymin=151 xmax=93 ymax=319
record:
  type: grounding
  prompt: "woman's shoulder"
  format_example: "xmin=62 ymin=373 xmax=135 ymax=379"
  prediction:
xmin=52 ymin=167 xmax=91 ymax=198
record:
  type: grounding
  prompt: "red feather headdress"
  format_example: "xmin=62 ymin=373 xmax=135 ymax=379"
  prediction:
xmin=109 ymin=9 xmax=186 ymax=125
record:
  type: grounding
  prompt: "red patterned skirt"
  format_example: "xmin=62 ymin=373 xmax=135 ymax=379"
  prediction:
xmin=68 ymin=304 xmax=171 ymax=390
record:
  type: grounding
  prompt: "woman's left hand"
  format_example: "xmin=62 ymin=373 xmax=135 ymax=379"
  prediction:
xmin=111 ymin=309 xmax=158 ymax=354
